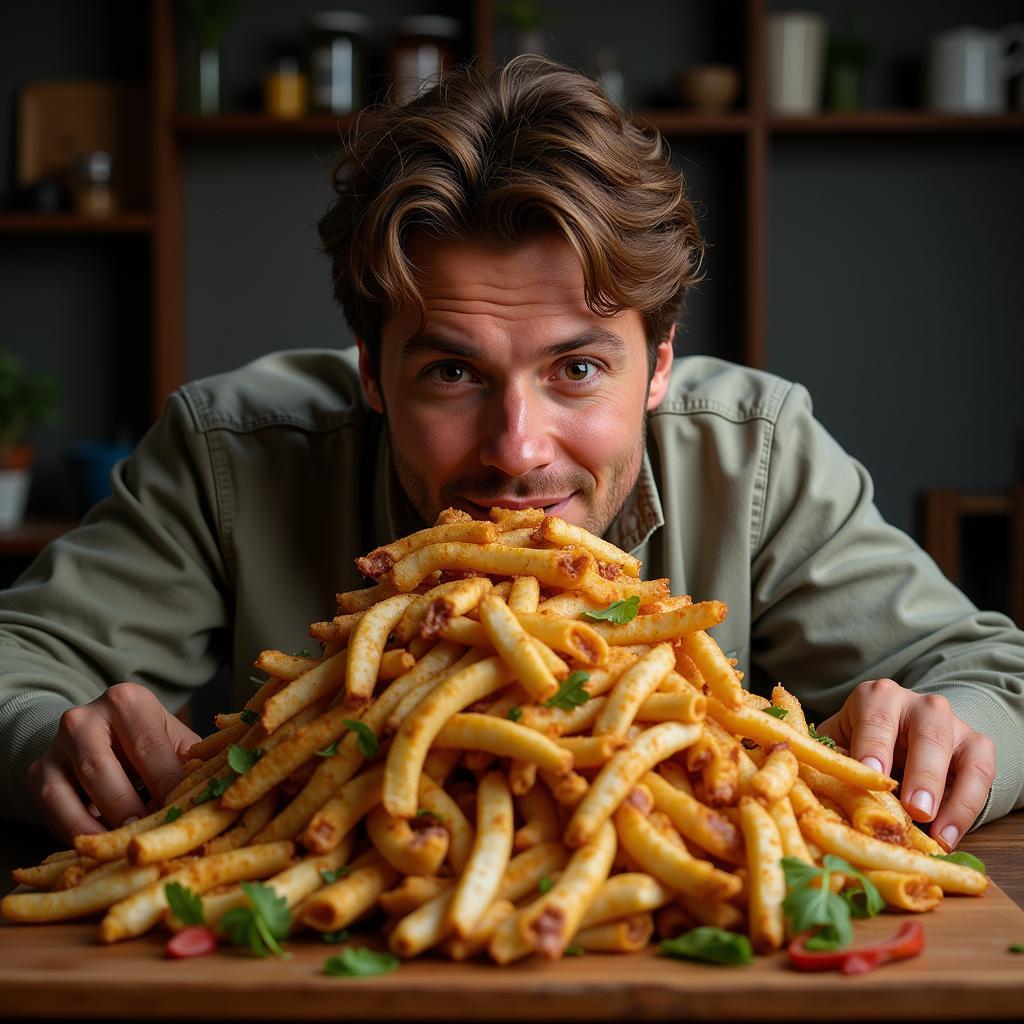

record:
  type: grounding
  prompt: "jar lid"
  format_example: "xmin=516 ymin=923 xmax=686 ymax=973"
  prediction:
xmin=309 ymin=11 xmax=372 ymax=34
xmin=397 ymin=15 xmax=462 ymax=40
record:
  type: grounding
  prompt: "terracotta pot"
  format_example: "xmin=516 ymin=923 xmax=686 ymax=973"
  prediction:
xmin=674 ymin=64 xmax=742 ymax=113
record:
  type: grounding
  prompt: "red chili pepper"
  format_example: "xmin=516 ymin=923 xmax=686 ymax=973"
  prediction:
xmin=165 ymin=925 xmax=218 ymax=959
xmin=787 ymin=921 xmax=925 ymax=975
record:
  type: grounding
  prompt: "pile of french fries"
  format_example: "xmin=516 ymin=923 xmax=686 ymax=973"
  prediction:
xmin=3 ymin=508 xmax=989 ymax=962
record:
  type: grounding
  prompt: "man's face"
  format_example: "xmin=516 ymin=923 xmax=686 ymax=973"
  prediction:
xmin=360 ymin=233 xmax=674 ymax=536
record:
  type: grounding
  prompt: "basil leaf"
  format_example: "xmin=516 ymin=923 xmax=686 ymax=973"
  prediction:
xmin=163 ymin=805 xmax=183 ymax=824
xmin=227 ymin=744 xmax=263 ymax=775
xmin=930 ymin=851 xmax=986 ymax=874
xmin=544 ymin=671 xmax=590 ymax=711
xmin=193 ymin=773 xmax=235 ymax=805
xmin=239 ymin=708 xmax=260 ymax=726
xmin=222 ymin=883 xmax=291 ymax=958
xmin=807 ymin=723 xmax=837 ymax=750
xmin=416 ymin=808 xmax=445 ymax=822
xmin=343 ymin=719 xmax=379 ymax=759
xmin=581 ymin=596 xmax=640 ymax=624
xmin=762 ymin=706 xmax=789 ymax=720
xmin=659 ymin=927 xmax=753 ymax=966
xmin=537 ymin=875 xmax=554 ymax=895
xmin=563 ymin=944 xmax=585 ymax=957
xmin=324 ymin=946 xmax=400 ymax=976
xmin=507 ymin=706 xmax=523 ymax=722
xmin=321 ymin=928 xmax=350 ymax=944
xmin=1008 ymin=943 xmax=1024 ymax=954
xmin=320 ymin=865 xmax=350 ymax=885
xmin=164 ymin=881 xmax=204 ymax=927
xmin=315 ymin=741 xmax=339 ymax=758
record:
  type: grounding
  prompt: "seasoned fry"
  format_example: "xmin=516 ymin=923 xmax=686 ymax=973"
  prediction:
xmin=738 ymin=796 xmax=786 ymax=953
xmin=2 ymin=864 xmax=162 ymax=923
xmin=534 ymin=516 xmax=641 ymax=577
xmin=356 ymin=520 xmax=498 ymax=578
xmin=593 ymin=643 xmax=675 ymax=739
xmin=479 ymin=594 xmax=560 ymax=701
xmin=431 ymin=713 xmax=573 ymax=775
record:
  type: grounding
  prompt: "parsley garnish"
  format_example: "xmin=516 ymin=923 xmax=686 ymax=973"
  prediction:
xmin=544 ymin=671 xmax=590 ymax=711
xmin=507 ymin=706 xmax=523 ymax=722
xmin=763 ymin=706 xmax=789 ymax=720
xmin=807 ymin=723 xmax=837 ymax=750
xmin=563 ymin=944 xmax=585 ymax=957
xmin=343 ymin=719 xmax=378 ymax=759
xmin=781 ymin=855 xmax=883 ymax=950
xmin=930 ymin=851 xmax=986 ymax=874
xmin=537 ymin=875 xmax=554 ymax=895
xmin=321 ymin=928 xmax=350 ymax=944
xmin=239 ymin=708 xmax=260 ymax=726
xmin=324 ymin=946 xmax=399 ymax=976
xmin=164 ymin=882 xmax=204 ymax=927
xmin=227 ymin=744 xmax=263 ymax=775
xmin=1009 ymin=943 xmax=1024 ymax=954
xmin=581 ymin=595 xmax=640 ymax=624
xmin=316 ymin=741 xmax=339 ymax=758
xmin=416 ymin=808 xmax=445 ymax=822
xmin=659 ymin=927 xmax=753 ymax=965
xmin=319 ymin=865 xmax=351 ymax=885
xmin=291 ymin=648 xmax=312 ymax=658
xmin=193 ymin=773 xmax=235 ymax=805
xmin=164 ymin=805 xmax=183 ymax=824
xmin=220 ymin=882 xmax=291 ymax=958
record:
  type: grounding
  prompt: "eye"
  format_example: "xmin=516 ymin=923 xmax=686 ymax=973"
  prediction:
xmin=558 ymin=358 xmax=600 ymax=384
xmin=429 ymin=363 xmax=468 ymax=384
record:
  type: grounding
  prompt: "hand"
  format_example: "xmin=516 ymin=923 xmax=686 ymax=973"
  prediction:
xmin=815 ymin=678 xmax=996 ymax=852
xmin=27 ymin=682 xmax=201 ymax=845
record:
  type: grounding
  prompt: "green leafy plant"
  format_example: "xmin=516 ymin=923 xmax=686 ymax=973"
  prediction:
xmin=164 ymin=882 xmax=204 ymax=927
xmin=324 ymin=946 xmax=399 ymax=976
xmin=0 ymin=351 xmax=59 ymax=452
xmin=545 ymin=671 xmax=591 ymax=711
xmin=782 ymin=855 xmax=883 ymax=950
xmin=659 ymin=926 xmax=753 ymax=965
xmin=582 ymin=596 xmax=640 ymax=624
xmin=220 ymin=882 xmax=291 ymax=958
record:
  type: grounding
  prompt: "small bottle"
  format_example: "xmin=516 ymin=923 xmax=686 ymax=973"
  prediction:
xmin=390 ymin=15 xmax=461 ymax=106
xmin=265 ymin=53 xmax=309 ymax=119
xmin=75 ymin=151 xmax=117 ymax=218
xmin=309 ymin=11 xmax=371 ymax=115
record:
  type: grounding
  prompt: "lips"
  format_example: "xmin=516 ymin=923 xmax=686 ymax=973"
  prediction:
xmin=457 ymin=494 xmax=576 ymax=518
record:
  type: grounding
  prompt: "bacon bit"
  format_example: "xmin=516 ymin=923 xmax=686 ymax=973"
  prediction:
xmin=530 ymin=907 xmax=566 ymax=958
xmin=421 ymin=601 xmax=453 ymax=638
xmin=354 ymin=551 xmax=393 ymax=579
xmin=767 ymin=741 xmax=791 ymax=755
xmin=626 ymin=787 xmax=654 ymax=814
xmin=873 ymin=824 xmax=907 ymax=845
xmin=597 ymin=561 xmax=622 ymax=580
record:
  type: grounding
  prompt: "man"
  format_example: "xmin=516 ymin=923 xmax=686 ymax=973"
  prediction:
xmin=2 ymin=57 xmax=1022 ymax=851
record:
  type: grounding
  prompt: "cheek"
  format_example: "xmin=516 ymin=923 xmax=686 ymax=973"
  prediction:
xmin=385 ymin=395 xmax=478 ymax=475
xmin=557 ymin=390 xmax=644 ymax=474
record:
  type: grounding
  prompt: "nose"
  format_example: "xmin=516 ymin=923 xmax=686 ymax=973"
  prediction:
xmin=478 ymin=379 xmax=556 ymax=478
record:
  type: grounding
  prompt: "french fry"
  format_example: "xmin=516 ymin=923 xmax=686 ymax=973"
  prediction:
xmin=2 ymin=864 xmax=162 ymax=923
xmin=346 ymin=593 xmax=418 ymax=703
xmin=365 ymin=804 xmax=449 ymax=876
xmin=513 ymin=611 xmax=608 ymax=665
xmin=864 ymin=870 xmax=943 ymax=913
xmin=378 ymin=875 xmax=451 ymax=918
xmin=573 ymin=913 xmax=653 ymax=953
xmin=300 ymin=861 xmax=399 ymax=932
xmin=680 ymin=631 xmax=745 ymax=710
xmin=507 ymin=575 xmax=541 ymax=613
xmin=389 ymin=886 xmax=457 ymax=958
xmin=577 ymin=872 xmax=674 ymax=929
xmin=593 ymin=642 xmax=675 ymax=740
xmin=738 ymin=796 xmax=786 ymax=954
xmin=593 ymin=603 xmax=727 ymax=646
xmin=534 ymin=516 xmax=641 ymax=577
xmin=431 ymin=713 xmax=573 ymax=775
xmin=261 ymin=651 xmax=348 ymax=732
xmin=749 ymin=743 xmax=800 ymax=805
xmin=356 ymin=520 xmax=498 ymax=578
xmin=479 ymin=594 xmax=560 ymax=701
xmin=635 ymin=689 xmax=706 ymax=724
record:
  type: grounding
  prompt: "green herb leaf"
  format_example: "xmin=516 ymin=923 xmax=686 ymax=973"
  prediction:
xmin=164 ymin=805 xmax=183 ymax=824
xmin=416 ymin=808 xmax=445 ymax=822
xmin=164 ymin=881 xmax=204 ymax=927
xmin=537 ymin=875 xmax=554 ymax=895
xmin=227 ymin=744 xmax=263 ymax=775
xmin=563 ymin=944 xmax=585 ymax=957
xmin=321 ymin=928 xmax=350 ymax=944
xmin=343 ymin=719 xmax=379 ymax=759
xmin=192 ymin=773 xmax=235 ymax=805
xmin=220 ymin=882 xmax=291 ymax=958
xmin=315 ymin=742 xmax=339 ymax=758
xmin=581 ymin=595 xmax=640 ymax=624
xmin=763 ymin=706 xmax=789 ymax=720
xmin=659 ymin=927 xmax=754 ymax=966
xmin=507 ymin=706 xmax=523 ymax=722
xmin=239 ymin=708 xmax=260 ymax=726
xmin=807 ymin=723 xmax=837 ymax=750
xmin=544 ymin=671 xmax=591 ymax=711
xmin=291 ymin=648 xmax=312 ymax=658
xmin=1008 ymin=943 xmax=1024 ymax=954
xmin=320 ymin=865 xmax=351 ymax=885
xmin=931 ymin=851 xmax=986 ymax=874
xmin=324 ymin=946 xmax=400 ymax=976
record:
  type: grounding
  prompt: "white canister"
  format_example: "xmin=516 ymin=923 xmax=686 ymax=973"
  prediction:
xmin=927 ymin=24 xmax=1024 ymax=113
xmin=0 ymin=468 xmax=31 ymax=529
xmin=766 ymin=11 xmax=827 ymax=115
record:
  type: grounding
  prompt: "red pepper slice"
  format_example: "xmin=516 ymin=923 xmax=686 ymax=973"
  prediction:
xmin=165 ymin=925 xmax=218 ymax=959
xmin=787 ymin=921 xmax=925 ymax=975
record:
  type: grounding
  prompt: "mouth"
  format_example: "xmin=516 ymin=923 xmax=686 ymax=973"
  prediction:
xmin=455 ymin=494 xmax=576 ymax=519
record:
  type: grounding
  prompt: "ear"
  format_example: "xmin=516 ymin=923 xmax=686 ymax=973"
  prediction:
xmin=646 ymin=324 xmax=676 ymax=411
xmin=357 ymin=338 xmax=384 ymax=414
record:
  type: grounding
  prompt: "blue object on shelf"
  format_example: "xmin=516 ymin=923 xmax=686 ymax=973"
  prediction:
xmin=68 ymin=441 xmax=134 ymax=514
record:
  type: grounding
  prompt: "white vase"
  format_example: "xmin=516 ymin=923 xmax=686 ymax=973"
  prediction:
xmin=0 ymin=467 xmax=31 ymax=529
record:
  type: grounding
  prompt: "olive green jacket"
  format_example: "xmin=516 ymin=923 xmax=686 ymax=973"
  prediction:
xmin=2 ymin=349 xmax=1022 ymax=826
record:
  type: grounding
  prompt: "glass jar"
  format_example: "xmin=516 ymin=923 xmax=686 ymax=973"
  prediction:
xmin=390 ymin=15 xmax=461 ymax=106
xmin=265 ymin=54 xmax=309 ymax=119
xmin=309 ymin=11 xmax=371 ymax=115
xmin=75 ymin=150 xmax=117 ymax=218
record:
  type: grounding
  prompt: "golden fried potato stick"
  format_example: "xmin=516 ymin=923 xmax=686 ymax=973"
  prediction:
xmin=204 ymin=789 xmax=279 ymax=855
xmin=512 ymin=611 xmax=609 ymax=666
xmin=799 ymin=762 xmax=906 ymax=844
xmin=1 ymin=864 xmax=163 ymax=923
xmin=499 ymin=842 xmax=571 ymax=903
xmin=336 ymin=577 xmax=401 ymax=613
xmin=493 ymin=527 xmax=538 ymax=548
xmin=261 ymin=651 xmax=348 ymax=731
xmin=521 ymin=695 xmax=606 ymax=737
xmin=356 ymin=520 xmax=498 ymax=578
xmin=564 ymin=721 xmax=703 ymax=848
xmin=366 ymin=804 xmax=449 ymax=876
xmin=431 ymin=713 xmax=573 ymax=775
xmin=479 ymin=593 xmax=560 ymax=701
xmin=535 ymin=592 xmax=606 ymax=617
xmin=874 ymin=789 xmax=945 ymax=855
xmin=129 ymin=800 xmax=242 ymax=866
xmin=749 ymin=743 xmax=800 ymax=805
xmin=573 ymin=914 xmax=653 ymax=953
xmin=577 ymin=572 xmax=669 ymax=607
xmin=441 ymin=899 xmax=516 ymax=961
xmin=594 ymin=642 xmax=676 ymax=740
xmin=534 ymin=516 xmax=641 ymax=577
xmin=798 ymin=808 xmax=989 ymax=895
xmin=384 ymin=655 xmax=516 ymax=818
xmin=635 ymin=690 xmax=707 ymax=725
xmin=680 ymin=630 xmax=745 ymax=709
xmin=593 ymin=603 xmax=727 ymax=648
xmin=388 ymin=648 xmax=489 ymax=732
xmin=415 ymin=773 xmax=474 ymax=872
xmin=389 ymin=885 xmax=457 ymax=958
xmin=864 ymin=870 xmax=943 ymax=913
xmin=346 ymin=593 xmax=418 ymax=703
xmin=677 ymin=892 xmax=746 ymax=932
xmin=447 ymin=770 xmax=514 ymax=938
xmin=768 ymin=796 xmax=815 ymax=864
xmin=508 ymin=758 xmax=538 ymax=795
xmin=185 ymin=720 xmax=247 ymax=762
xmin=771 ymin=682 xmax=809 ymax=733
xmin=577 ymin=872 xmax=674 ymax=929
xmin=507 ymin=575 xmax=541 ymax=613
xmin=516 ymin=819 xmax=617 ymax=960
xmin=513 ymin=784 xmax=561 ymax=851
xmin=391 ymin=543 xmax=592 ymax=593
xmin=395 ymin=578 xmax=489 ymax=644
xmin=308 ymin=612 xmax=363 ymax=647
xmin=302 ymin=765 xmax=384 ymax=854
xmin=12 ymin=858 xmax=86 ymax=891
xmin=300 ymin=861 xmax=399 ymax=932
xmin=378 ymin=875 xmax=451 ymax=917
xmin=555 ymin=734 xmax=624 ymax=768
xmin=738 ymin=795 xmax=786 ymax=954
xmin=489 ymin=507 xmax=545 ymax=530
xmin=253 ymin=650 xmax=320 ymax=681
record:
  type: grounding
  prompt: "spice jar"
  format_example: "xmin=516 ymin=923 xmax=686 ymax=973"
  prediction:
xmin=265 ymin=53 xmax=309 ymax=119
xmin=74 ymin=151 xmax=117 ymax=218
xmin=309 ymin=11 xmax=370 ymax=115
xmin=389 ymin=15 xmax=461 ymax=106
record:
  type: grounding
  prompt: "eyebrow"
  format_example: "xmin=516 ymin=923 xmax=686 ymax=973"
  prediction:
xmin=398 ymin=326 xmax=628 ymax=363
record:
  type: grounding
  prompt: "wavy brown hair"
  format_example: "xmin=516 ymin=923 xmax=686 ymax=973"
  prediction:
xmin=318 ymin=55 xmax=705 ymax=374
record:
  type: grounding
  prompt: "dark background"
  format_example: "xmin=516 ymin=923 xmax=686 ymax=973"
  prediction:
xmin=1 ymin=0 xmax=1022 ymax=614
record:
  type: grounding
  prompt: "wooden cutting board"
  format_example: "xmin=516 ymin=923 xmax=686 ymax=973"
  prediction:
xmin=1 ymin=880 xmax=1023 ymax=1020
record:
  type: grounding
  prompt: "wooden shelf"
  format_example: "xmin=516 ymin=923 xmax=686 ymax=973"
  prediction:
xmin=0 ymin=519 xmax=78 ymax=557
xmin=0 ymin=212 xmax=153 ymax=234
xmin=173 ymin=114 xmax=355 ymax=137
xmin=770 ymin=111 xmax=1024 ymax=134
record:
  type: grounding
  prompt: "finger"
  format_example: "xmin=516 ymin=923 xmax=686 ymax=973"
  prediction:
xmin=930 ymin=732 xmax=997 ymax=851
xmin=29 ymin=756 xmax=106 ymax=846
xmin=900 ymin=694 xmax=955 ymax=823
xmin=104 ymin=683 xmax=195 ymax=805
xmin=842 ymin=678 xmax=904 ymax=777
xmin=56 ymin=706 xmax=148 ymax=827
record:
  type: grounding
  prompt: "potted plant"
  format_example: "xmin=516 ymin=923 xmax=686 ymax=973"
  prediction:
xmin=0 ymin=351 xmax=59 ymax=528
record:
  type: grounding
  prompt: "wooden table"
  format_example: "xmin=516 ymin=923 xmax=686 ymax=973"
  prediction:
xmin=1 ymin=811 xmax=1022 ymax=1022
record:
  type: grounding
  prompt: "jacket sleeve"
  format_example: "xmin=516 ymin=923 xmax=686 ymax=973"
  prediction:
xmin=750 ymin=382 xmax=1024 ymax=827
xmin=0 ymin=392 xmax=232 ymax=825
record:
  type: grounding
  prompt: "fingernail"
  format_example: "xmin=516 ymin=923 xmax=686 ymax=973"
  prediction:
xmin=940 ymin=825 xmax=959 ymax=849
xmin=910 ymin=790 xmax=934 ymax=817
xmin=861 ymin=756 xmax=884 ymax=773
